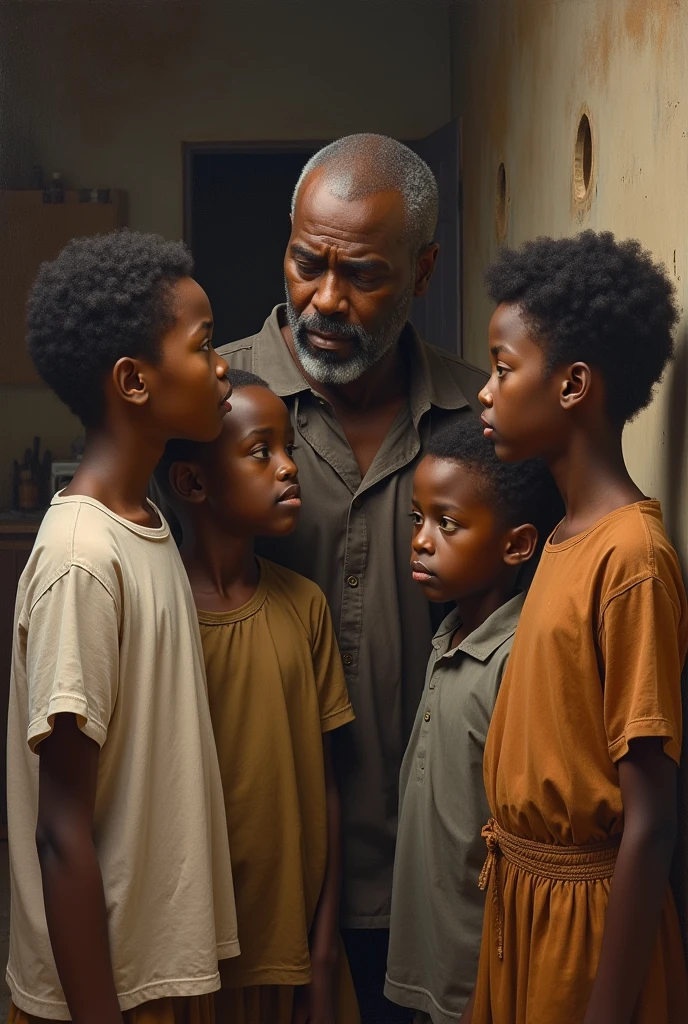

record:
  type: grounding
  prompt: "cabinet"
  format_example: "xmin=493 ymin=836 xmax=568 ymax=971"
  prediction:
xmin=0 ymin=190 xmax=126 ymax=385
xmin=0 ymin=524 xmax=39 ymax=831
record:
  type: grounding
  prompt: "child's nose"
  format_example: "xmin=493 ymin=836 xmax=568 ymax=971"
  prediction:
xmin=215 ymin=352 xmax=229 ymax=379
xmin=277 ymin=458 xmax=297 ymax=479
xmin=478 ymin=382 xmax=492 ymax=407
xmin=412 ymin=528 xmax=434 ymax=554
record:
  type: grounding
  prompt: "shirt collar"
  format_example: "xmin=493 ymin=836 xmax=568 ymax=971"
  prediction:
xmin=434 ymin=591 xmax=526 ymax=663
xmin=252 ymin=304 xmax=469 ymax=414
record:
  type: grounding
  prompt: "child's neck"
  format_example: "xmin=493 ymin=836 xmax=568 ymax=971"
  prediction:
xmin=181 ymin=518 xmax=259 ymax=613
xmin=62 ymin=422 xmax=163 ymax=527
xmin=549 ymin=424 xmax=645 ymax=543
xmin=450 ymin=577 xmax=518 ymax=649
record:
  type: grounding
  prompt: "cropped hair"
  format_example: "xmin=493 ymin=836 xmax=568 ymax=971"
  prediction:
xmin=485 ymin=230 xmax=678 ymax=424
xmin=427 ymin=415 xmax=564 ymax=546
xmin=27 ymin=230 xmax=193 ymax=426
xmin=292 ymin=134 xmax=438 ymax=252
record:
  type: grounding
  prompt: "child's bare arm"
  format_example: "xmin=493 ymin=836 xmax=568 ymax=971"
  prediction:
xmin=37 ymin=712 xmax=123 ymax=1024
xmin=293 ymin=734 xmax=341 ymax=1024
xmin=583 ymin=736 xmax=677 ymax=1024
xmin=460 ymin=988 xmax=476 ymax=1022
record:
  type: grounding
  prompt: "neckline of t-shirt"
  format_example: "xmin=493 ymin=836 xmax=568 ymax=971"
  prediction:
xmin=51 ymin=490 xmax=170 ymax=540
xmin=196 ymin=557 xmax=269 ymax=624
xmin=544 ymin=499 xmax=660 ymax=553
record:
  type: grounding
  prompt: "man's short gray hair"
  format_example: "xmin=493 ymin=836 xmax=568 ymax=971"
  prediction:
xmin=291 ymin=134 xmax=439 ymax=253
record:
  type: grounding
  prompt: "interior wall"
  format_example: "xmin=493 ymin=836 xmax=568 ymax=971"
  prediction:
xmin=452 ymin=0 xmax=688 ymax=565
xmin=0 ymin=0 xmax=452 ymax=509
xmin=451 ymin=0 xmax=688 ymax=930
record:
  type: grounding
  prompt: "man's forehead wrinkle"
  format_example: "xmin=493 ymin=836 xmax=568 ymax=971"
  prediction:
xmin=294 ymin=195 xmax=407 ymax=256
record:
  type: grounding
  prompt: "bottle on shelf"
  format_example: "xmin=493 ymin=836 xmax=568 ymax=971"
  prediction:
xmin=49 ymin=172 xmax=65 ymax=203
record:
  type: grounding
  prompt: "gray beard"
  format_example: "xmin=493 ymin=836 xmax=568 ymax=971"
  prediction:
xmin=284 ymin=282 xmax=414 ymax=386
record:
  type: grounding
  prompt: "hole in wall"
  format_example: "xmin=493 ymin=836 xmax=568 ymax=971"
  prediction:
xmin=495 ymin=162 xmax=508 ymax=242
xmin=573 ymin=112 xmax=593 ymax=202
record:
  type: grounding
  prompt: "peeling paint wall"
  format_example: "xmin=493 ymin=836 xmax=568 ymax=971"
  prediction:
xmin=452 ymin=0 xmax=688 ymax=563
xmin=0 ymin=0 xmax=452 ymax=508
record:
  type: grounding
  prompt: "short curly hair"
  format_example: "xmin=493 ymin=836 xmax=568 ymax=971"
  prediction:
xmin=484 ymin=230 xmax=679 ymax=424
xmin=427 ymin=416 xmax=564 ymax=546
xmin=27 ymin=229 xmax=194 ymax=426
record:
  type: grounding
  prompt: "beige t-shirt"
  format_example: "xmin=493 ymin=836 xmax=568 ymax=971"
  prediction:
xmin=7 ymin=493 xmax=239 ymax=1020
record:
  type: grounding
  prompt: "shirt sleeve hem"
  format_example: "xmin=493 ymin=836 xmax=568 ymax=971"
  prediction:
xmin=608 ymin=717 xmax=680 ymax=765
xmin=320 ymin=703 xmax=355 ymax=734
xmin=27 ymin=695 xmax=108 ymax=753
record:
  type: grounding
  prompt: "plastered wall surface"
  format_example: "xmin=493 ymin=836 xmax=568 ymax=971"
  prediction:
xmin=451 ymin=0 xmax=688 ymax=932
xmin=0 ymin=0 xmax=452 ymax=509
xmin=452 ymin=0 xmax=688 ymax=563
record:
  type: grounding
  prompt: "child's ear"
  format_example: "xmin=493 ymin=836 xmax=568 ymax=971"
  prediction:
xmin=168 ymin=461 xmax=206 ymax=504
xmin=112 ymin=356 xmax=150 ymax=406
xmin=503 ymin=523 xmax=538 ymax=567
xmin=559 ymin=361 xmax=592 ymax=410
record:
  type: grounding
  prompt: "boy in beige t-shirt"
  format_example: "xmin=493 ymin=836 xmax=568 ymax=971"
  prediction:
xmin=7 ymin=231 xmax=238 ymax=1023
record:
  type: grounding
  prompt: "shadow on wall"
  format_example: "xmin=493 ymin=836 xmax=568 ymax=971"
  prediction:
xmin=664 ymin=326 xmax=687 ymax=558
xmin=667 ymin=326 xmax=688 ymax=952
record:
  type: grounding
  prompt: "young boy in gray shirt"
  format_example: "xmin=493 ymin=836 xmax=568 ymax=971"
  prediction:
xmin=385 ymin=417 xmax=563 ymax=1023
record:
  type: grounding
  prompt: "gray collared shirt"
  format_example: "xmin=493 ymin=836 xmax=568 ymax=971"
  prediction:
xmin=217 ymin=305 xmax=487 ymax=927
xmin=385 ymin=593 xmax=526 ymax=1022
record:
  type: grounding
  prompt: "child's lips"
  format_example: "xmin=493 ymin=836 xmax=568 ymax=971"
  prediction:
xmin=480 ymin=414 xmax=494 ymax=439
xmin=277 ymin=484 xmax=301 ymax=506
xmin=411 ymin=560 xmax=435 ymax=583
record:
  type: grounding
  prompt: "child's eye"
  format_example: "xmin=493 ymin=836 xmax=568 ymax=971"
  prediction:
xmin=439 ymin=517 xmax=459 ymax=533
xmin=408 ymin=511 xmax=423 ymax=526
xmin=286 ymin=444 xmax=299 ymax=457
xmin=495 ymin=363 xmax=509 ymax=378
xmin=200 ymin=338 xmax=212 ymax=352
xmin=251 ymin=445 xmax=270 ymax=460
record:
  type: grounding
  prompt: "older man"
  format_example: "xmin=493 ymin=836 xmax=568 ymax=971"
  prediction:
xmin=218 ymin=135 xmax=486 ymax=1022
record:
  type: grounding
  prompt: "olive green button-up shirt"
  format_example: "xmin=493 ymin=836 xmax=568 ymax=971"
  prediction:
xmin=385 ymin=593 xmax=525 ymax=1022
xmin=217 ymin=306 xmax=487 ymax=927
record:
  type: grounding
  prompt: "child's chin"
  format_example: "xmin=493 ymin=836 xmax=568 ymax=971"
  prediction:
xmin=263 ymin=514 xmax=300 ymax=537
xmin=418 ymin=581 xmax=452 ymax=603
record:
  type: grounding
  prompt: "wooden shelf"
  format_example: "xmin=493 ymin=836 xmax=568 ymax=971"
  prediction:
xmin=0 ymin=189 xmax=127 ymax=385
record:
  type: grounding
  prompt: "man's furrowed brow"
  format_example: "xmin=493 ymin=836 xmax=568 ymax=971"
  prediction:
xmin=290 ymin=243 xmax=323 ymax=262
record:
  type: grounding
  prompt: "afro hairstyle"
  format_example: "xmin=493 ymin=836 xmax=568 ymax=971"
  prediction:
xmin=153 ymin=368 xmax=271 ymax=498
xmin=426 ymin=415 xmax=564 ymax=547
xmin=484 ymin=230 xmax=679 ymax=424
xmin=27 ymin=229 xmax=194 ymax=427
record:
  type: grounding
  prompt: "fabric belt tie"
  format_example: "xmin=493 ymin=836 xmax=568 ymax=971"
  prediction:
xmin=478 ymin=817 xmax=621 ymax=960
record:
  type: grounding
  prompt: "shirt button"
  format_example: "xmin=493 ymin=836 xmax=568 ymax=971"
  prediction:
xmin=342 ymin=653 xmax=353 ymax=666
xmin=352 ymin=497 xmax=362 ymax=509
xmin=424 ymin=711 xmax=431 ymax=722
xmin=347 ymin=575 xmax=359 ymax=588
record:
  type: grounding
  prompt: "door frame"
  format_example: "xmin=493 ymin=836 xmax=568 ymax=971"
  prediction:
xmin=181 ymin=140 xmax=326 ymax=246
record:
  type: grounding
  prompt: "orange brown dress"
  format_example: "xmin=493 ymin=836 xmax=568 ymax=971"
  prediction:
xmin=472 ymin=501 xmax=688 ymax=1024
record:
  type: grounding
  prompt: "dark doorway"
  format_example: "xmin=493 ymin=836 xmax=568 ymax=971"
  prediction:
xmin=185 ymin=144 xmax=318 ymax=347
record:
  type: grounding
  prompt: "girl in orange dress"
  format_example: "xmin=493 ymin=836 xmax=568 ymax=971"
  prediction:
xmin=465 ymin=231 xmax=688 ymax=1024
